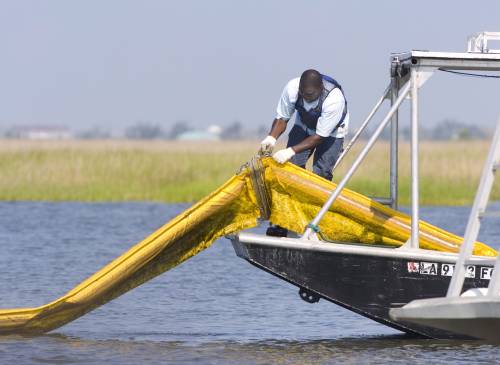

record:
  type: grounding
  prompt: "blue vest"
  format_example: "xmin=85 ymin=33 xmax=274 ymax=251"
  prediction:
xmin=294 ymin=74 xmax=347 ymax=133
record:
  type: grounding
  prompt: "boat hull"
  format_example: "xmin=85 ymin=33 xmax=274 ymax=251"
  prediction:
xmin=231 ymin=233 xmax=494 ymax=339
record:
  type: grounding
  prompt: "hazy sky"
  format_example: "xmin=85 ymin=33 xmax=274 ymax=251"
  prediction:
xmin=1 ymin=1 xmax=499 ymax=134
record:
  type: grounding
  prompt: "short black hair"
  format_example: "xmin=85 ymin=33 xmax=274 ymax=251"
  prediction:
xmin=299 ymin=69 xmax=322 ymax=89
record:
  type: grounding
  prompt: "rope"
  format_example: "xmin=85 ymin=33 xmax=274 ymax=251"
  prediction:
xmin=248 ymin=156 xmax=271 ymax=220
xmin=438 ymin=68 xmax=500 ymax=79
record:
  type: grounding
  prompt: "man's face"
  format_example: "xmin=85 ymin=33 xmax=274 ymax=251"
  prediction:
xmin=299 ymin=84 xmax=322 ymax=103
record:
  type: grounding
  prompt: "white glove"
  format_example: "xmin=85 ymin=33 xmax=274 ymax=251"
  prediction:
xmin=260 ymin=135 xmax=276 ymax=151
xmin=273 ymin=147 xmax=295 ymax=164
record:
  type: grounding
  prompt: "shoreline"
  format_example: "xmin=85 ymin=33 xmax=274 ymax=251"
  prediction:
xmin=0 ymin=139 xmax=494 ymax=206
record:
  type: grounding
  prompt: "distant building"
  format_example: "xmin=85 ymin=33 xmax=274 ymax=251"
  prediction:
xmin=5 ymin=125 xmax=72 ymax=140
xmin=175 ymin=124 xmax=221 ymax=141
xmin=176 ymin=130 xmax=220 ymax=141
xmin=207 ymin=124 xmax=222 ymax=135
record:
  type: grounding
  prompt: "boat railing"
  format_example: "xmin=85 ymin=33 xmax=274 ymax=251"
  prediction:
xmin=446 ymin=116 xmax=500 ymax=298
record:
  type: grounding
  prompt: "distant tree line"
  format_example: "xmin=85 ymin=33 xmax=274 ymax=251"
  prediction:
xmin=374 ymin=119 xmax=488 ymax=141
xmin=2 ymin=119 xmax=487 ymax=142
xmin=2 ymin=120 xmax=270 ymax=140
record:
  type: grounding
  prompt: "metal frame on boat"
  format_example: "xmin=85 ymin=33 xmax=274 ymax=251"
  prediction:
xmin=389 ymin=115 xmax=500 ymax=342
xmin=230 ymin=32 xmax=500 ymax=339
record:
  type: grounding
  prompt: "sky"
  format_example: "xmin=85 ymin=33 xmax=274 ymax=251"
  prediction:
xmin=1 ymin=0 xmax=499 ymax=135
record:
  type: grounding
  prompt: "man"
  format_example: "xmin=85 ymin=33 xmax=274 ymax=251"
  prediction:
xmin=260 ymin=69 xmax=349 ymax=181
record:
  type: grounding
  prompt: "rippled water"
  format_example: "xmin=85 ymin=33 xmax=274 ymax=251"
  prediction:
xmin=0 ymin=202 xmax=499 ymax=364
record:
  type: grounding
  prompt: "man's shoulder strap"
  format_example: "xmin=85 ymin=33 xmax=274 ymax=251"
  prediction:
xmin=321 ymin=74 xmax=348 ymax=133
xmin=321 ymin=74 xmax=343 ymax=92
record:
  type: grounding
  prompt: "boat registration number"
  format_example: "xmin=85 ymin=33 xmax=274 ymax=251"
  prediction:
xmin=406 ymin=261 xmax=492 ymax=280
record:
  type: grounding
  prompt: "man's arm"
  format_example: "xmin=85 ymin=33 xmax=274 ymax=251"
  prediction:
xmin=290 ymin=134 xmax=323 ymax=153
xmin=269 ymin=118 xmax=288 ymax=139
xmin=272 ymin=133 xmax=324 ymax=164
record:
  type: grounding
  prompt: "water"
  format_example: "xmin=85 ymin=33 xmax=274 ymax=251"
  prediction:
xmin=1 ymin=202 xmax=500 ymax=364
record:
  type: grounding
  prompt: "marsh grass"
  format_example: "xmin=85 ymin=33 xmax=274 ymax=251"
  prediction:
xmin=335 ymin=139 xmax=500 ymax=205
xmin=0 ymin=139 xmax=497 ymax=205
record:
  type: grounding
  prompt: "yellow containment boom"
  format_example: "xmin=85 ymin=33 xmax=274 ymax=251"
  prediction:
xmin=0 ymin=158 xmax=496 ymax=335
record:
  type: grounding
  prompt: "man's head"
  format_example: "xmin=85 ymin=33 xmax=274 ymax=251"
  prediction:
xmin=299 ymin=69 xmax=323 ymax=102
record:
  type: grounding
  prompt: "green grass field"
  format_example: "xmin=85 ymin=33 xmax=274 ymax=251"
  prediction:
xmin=0 ymin=139 xmax=497 ymax=205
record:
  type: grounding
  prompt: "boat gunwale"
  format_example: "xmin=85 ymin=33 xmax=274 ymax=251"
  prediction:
xmin=234 ymin=232 xmax=497 ymax=265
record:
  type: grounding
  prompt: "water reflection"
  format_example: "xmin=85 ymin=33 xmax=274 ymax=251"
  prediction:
xmin=1 ymin=333 xmax=497 ymax=365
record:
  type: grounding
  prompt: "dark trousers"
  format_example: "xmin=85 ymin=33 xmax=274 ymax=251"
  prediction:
xmin=286 ymin=124 xmax=344 ymax=181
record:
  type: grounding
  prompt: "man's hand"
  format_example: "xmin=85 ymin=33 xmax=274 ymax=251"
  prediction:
xmin=260 ymin=135 xmax=276 ymax=152
xmin=273 ymin=147 xmax=295 ymax=164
